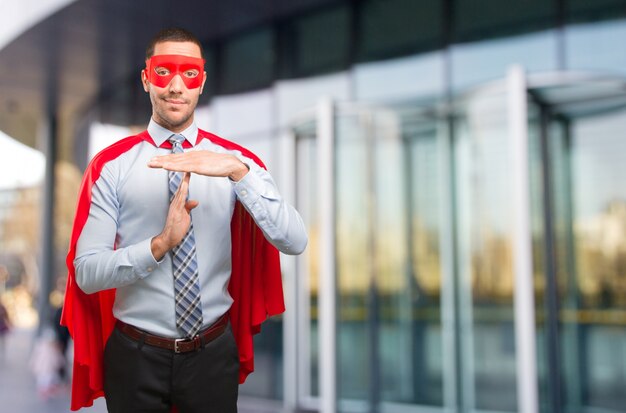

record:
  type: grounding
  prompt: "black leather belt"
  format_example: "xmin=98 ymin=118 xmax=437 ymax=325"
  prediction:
xmin=116 ymin=313 xmax=229 ymax=353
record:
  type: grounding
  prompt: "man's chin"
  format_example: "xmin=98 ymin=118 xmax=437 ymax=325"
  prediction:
xmin=154 ymin=113 xmax=192 ymax=131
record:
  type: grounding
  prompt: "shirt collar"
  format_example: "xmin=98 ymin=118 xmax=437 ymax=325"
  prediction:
xmin=147 ymin=119 xmax=199 ymax=147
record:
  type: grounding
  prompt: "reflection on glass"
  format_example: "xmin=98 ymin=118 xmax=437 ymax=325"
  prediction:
xmin=335 ymin=112 xmax=371 ymax=402
xmin=550 ymin=108 xmax=626 ymax=412
xmin=527 ymin=102 xmax=558 ymax=413
xmin=335 ymin=105 xmax=444 ymax=408
xmin=454 ymin=91 xmax=518 ymax=412
xmin=291 ymin=78 xmax=626 ymax=413
xmin=402 ymin=111 xmax=444 ymax=406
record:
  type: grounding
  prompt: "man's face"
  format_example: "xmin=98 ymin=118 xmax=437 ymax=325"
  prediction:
xmin=142 ymin=41 xmax=206 ymax=132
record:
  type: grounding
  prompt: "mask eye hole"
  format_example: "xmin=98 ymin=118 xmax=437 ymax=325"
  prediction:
xmin=154 ymin=67 xmax=171 ymax=76
xmin=183 ymin=69 xmax=199 ymax=78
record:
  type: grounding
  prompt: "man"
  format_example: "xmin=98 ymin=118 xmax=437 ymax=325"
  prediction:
xmin=61 ymin=27 xmax=307 ymax=413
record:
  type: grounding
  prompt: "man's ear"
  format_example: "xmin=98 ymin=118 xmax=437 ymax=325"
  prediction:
xmin=141 ymin=69 xmax=150 ymax=92
xmin=199 ymin=71 xmax=207 ymax=95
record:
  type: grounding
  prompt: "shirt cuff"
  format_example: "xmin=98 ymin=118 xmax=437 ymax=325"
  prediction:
xmin=129 ymin=237 xmax=160 ymax=278
xmin=233 ymin=169 xmax=264 ymax=206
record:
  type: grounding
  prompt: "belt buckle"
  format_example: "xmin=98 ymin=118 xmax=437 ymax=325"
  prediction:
xmin=174 ymin=338 xmax=190 ymax=353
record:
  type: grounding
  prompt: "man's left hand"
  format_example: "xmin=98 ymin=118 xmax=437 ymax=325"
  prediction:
xmin=148 ymin=150 xmax=249 ymax=181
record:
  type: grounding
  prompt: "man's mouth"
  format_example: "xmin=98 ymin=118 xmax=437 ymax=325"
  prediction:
xmin=164 ymin=98 xmax=186 ymax=105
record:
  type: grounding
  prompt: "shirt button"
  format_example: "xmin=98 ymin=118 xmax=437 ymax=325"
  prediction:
xmin=147 ymin=267 xmax=154 ymax=272
xmin=240 ymin=190 xmax=248 ymax=196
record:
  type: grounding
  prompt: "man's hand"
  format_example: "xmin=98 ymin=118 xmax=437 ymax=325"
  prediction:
xmin=151 ymin=172 xmax=198 ymax=261
xmin=148 ymin=150 xmax=249 ymax=181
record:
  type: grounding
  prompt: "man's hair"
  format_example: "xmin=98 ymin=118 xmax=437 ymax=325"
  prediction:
xmin=145 ymin=27 xmax=205 ymax=60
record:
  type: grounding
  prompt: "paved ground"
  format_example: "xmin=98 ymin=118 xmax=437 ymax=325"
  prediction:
xmin=0 ymin=327 xmax=108 ymax=412
xmin=0 ymin=328 xmax=281 ymax=413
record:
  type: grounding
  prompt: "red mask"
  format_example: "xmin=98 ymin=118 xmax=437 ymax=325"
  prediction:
xmin=145 ymin=54 xmax=205 ymax=89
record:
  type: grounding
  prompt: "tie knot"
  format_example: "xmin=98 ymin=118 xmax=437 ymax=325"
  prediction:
xmin=168 ymin=134 xmax=185 ymax=145
xmin=168 ymin=134 xmax=185 ymax=153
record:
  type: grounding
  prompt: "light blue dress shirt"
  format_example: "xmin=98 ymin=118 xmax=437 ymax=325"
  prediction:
xmin=74 ymin=120 xmax=307 ymax=338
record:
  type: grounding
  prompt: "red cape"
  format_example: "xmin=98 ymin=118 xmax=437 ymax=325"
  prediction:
xmin=61 ymin=129 xmax=284 ymax=411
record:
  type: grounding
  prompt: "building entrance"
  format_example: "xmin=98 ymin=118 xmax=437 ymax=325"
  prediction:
xmin=288 ymin=70 xmax=626 ymax=413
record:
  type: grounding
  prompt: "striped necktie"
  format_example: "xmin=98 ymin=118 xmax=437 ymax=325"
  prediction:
xmin=168 ymin=134 xmax=203 ymax=338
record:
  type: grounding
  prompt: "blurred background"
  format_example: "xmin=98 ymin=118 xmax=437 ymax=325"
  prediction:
xmin=0 ymin=0 xmax=625 ymax=412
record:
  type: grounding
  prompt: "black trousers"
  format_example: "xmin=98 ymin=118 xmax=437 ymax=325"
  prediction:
xmin=103 ymin=323 xmax=239 ymax=413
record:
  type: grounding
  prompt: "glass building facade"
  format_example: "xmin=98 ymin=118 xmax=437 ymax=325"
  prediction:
xmin=185 ymin=1 xmax=626 ymax=413
xmin=3 ymin=1 xmax=625 ymax=413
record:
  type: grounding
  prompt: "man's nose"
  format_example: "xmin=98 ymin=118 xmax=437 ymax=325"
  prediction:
xmin=168 ymin=74 xmax=185 ymax=92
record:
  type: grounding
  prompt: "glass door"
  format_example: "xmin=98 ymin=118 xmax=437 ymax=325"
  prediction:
xmin=291 ymin=102 xmax=452 ymax=413
xmin=331 ymin=105 xmax=448 ymax=410
xmin=454 ymin=87 xmax=519 ymax=412
xmin=452 ymin=74 xmax=537 ymax=413
xmin=291 ymin=76 xmax=542 ymax=413
xmin=454 ymin=73 xmax=626 ymax=413
xmin=530 ymin=80 xmax=626 ymax=413
xmin=288 ymin=73 xmax=626 ymax=413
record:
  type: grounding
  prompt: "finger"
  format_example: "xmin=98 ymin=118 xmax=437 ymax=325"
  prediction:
xmin=147 ymin=154 xmax=173 ymax=168
xmin=185 ymin=200 xmax=199 ymax=212
xmin=170 ymin=187 xmax=184 ymax=210
xmin=175 ymin=172 xmax=191 ymax=201
xmin=148 ymin=153 xmax=186 ymax=169
xmin=147 ymin=158 xmax=162 ymax=168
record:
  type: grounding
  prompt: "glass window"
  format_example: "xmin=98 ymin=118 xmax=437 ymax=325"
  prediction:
xmin=566 ymin=0 xmax=626 ymax=23
xmin=281 ymin=5 xmax=351 ymax=78
xmin=528 ymin=82 xmax=626 ymax=413
xmin=334 ymin=104 xmax=446 ymax=408
xmin=452 ymin=0 xmax=556 ymax=42
xmin=354 ymin=52 xmax=446 ymax=102
xmin=526 ymin=101 xmax=562 ymax=413
xmin=357 ymin=0 xmax=443 ymax=62
xmin=389 ymin=108 xmax=445 ymax=406
xmin=565 ymin=19 xmax=626 ymax=76
xmin=219 ymin=28 xmax=274 ymax=94
xmin=335 ymin=112 xmax=371 ymax=402
xmin=451 ymin=31 xmax=559 ymax=91
xmin=454 ymin=90 xmax=518 ymax=412
xmin=557 ymin=109 xmax=626 ymax=412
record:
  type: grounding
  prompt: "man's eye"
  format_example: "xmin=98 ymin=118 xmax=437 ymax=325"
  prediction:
xmin=184 ymin=70 xmax=199 ymax=78
xmin=155 ymin=68 xmax=170 ymax=76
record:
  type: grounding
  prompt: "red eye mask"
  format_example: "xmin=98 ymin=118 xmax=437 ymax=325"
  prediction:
xmin=145 ymin=54 xmax=205 ymax=89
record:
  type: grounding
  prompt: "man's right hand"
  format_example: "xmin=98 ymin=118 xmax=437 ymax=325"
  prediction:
xmin=151 ymin=172 xmax=198 ymax=261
